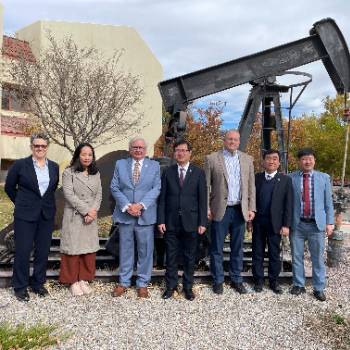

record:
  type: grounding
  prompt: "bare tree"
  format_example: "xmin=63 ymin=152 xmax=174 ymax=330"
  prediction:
xmin=10 ymin=32 xmax=145 ymax=154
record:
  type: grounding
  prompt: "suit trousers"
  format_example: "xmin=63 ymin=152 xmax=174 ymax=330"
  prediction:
xmin=252 ymin=218 xmax=281 ymax=286
xmin=164 ymin=221 xmax=198 ymax=291
xmin=118 ymin=220 xmax=154 ymax=288
xmin=210 ymin=206 xmax=245 ymax=284
xmin=290 ymin=221 xmax=326 ymax=291
xmin=13 ymin=215 xmax=54 ymax=291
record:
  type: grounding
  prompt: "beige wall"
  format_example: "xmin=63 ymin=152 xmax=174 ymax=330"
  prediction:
xmin=3 ymin=20 xmax=162 ymax=166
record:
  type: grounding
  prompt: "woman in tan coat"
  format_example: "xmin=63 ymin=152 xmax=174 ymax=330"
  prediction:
xmin=59 ymin=143 xmax=102 ymax=296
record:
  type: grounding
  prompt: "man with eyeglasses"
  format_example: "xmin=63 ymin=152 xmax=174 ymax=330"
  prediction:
xmin=158 ymin=140 xmax=207 ymax=300
xmin=205 ymin=129 xmax=256 ymax=295
xmin=5 ymin=132 xmax=59 ymax=301
xmin=110 ymin=136 xmax=161 ymax=298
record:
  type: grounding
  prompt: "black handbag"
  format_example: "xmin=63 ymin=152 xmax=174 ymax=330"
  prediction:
xmin=105 ymin=224 xmax=119 ymax=257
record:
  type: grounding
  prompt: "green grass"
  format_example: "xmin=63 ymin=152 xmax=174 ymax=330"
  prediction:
xmin=0 ymin=322 xmax=69 ymax=350
xmin=0 ymin=185 xmax=14 ymax=231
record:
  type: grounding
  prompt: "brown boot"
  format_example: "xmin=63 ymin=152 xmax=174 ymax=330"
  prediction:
xmin=112 ymin=285 xmax=127 ymax=297
xmin=137 ymin=287 xmax=149 ymax=298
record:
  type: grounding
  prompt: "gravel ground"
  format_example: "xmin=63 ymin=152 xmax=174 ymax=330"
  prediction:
xmin=0 ymin=229 xmax=349 ymax=350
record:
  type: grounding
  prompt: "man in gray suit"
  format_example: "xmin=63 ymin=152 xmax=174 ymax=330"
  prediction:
xmin=289 ymin=148 xmax=334 ymax=301
xmin=205 ymin=130 xmax=256 ymax=294
xmin=110 ymin=137 xmax=161 ymax=298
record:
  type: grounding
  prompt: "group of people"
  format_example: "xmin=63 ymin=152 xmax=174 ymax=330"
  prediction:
xmin=4 ymin=130 xmax=334 ymax=303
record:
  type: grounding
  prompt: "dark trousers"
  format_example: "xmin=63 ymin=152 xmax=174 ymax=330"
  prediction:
xmin=210 ymin=206 xmax=245 ymax=284
xmin=13 ymin=215 xmax=54 ymax=291
xmin=164 ymin=222 xmax=198 ymax=291
xmin=252 ymin=219 xmax=281 ymax=286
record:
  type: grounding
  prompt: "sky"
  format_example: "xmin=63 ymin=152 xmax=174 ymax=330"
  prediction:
xmin=2 ymin=0 xmax=350 ymax=129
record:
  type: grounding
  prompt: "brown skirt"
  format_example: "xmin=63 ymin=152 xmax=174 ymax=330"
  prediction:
xmin=59 ymin=253 xmax=96 ymax=284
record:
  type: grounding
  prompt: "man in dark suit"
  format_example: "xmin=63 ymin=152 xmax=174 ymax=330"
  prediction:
xmin=158 ymin=140 xmax=207 ymax=301
xmin=5 ymin=132 xmax=59 ymax=301
xmin=252 ymin=149 xmax=293 ymax=294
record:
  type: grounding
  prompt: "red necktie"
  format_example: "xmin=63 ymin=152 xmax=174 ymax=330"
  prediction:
xmin=179 ymin=168 xmax=185 ymax=187
xmin=303 ymin=173 xmax=310 ymax=217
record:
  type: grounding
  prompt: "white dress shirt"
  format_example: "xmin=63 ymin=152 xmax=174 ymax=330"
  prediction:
xmin=223 ymin=149 xmax=241 ymax=205
xmin=264 ymin=170 xmax=277 ymax=180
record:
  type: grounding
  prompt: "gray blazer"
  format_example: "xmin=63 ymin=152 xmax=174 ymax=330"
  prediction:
xmin=110 ymin=157 xmax=161 ymax=225
xmin=204 ymin=150 xmax=256 ymax=222
xmin=60 ymin=167 xmax=102 ymax=255
xmin=289 ymin=170 xmax=334 ymax=231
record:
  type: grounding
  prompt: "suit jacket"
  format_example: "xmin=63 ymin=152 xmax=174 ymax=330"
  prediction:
xmin=289 ymin=170 xmax=334 ymax=231
xmin=5 ymin=156 xmax=59 ymax=222
xmin=253 ymin=172 xmax=293 ymax=233
xmin=204 ymin=150 xmax=256 ymax=221
xmin=60 ymin=167 xmax=102 ymax=255
xmin=110 ymin=157 xmax=161 ymax=225
xmin=157 ymin=163 xmax=207 ymax=232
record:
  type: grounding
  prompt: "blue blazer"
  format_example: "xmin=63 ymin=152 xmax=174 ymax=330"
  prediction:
xmin=289 ymin=170 xmax=334 ymax=231
xmin=5 ymin=156 xmax=59 ymax=222
xmin=110 ymin=157 xmax=161 ymax=225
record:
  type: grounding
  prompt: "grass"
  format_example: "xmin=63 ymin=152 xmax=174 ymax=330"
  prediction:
xmin=0 ymin=186 xmax=14 ymax=231
xmin=0 ymin=322 xmax=69 ymax=350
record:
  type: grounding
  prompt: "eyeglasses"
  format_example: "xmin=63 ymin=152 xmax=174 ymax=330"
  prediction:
xmin=174 ymin=149 xmax=190 ymax=153
xmin=131 ymin=146 xmax=145 ymax=150
xmin=32 ymin=144 xmax=48 ymax=149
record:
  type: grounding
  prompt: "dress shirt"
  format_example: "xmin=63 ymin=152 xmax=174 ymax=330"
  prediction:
xmin=300 ymin=170 xmax=314 ymax=219
xmin=265 ymin=170 xmax=277 ymax=180
xmin=177 ymin=162 xmax=190 ymax=178
xmin=32 ymin=158 xmax=50 ymax=196
xmin=223 ymin=149 xmax=241 ymax=205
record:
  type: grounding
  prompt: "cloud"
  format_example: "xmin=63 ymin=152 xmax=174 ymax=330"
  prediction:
xmin=2 ymin=0 xmax=350 ymax=122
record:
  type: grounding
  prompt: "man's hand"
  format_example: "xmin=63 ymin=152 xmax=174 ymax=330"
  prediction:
xmin=326 ymin=224 xmax=334 ymax=237
xmin=280 ymin=226 xmax=289 ymax=236
xmin=198 ymin=226 xmax=206 ymax=235
xmin=207 ymin=209 xmax=212 ymax=220
xmin=127 ymin=203 xmax=142 ymax=217
xmin=158 ymin=224 xmax=166 ymax=235
xmin=248 ymin=211 xmax=255 ymax=222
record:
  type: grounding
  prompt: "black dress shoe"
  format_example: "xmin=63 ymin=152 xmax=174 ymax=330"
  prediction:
xmin=162 ymin=289 xmax=174 ymax=299
xmin=270 ymin=283 xmax=283 ymax=294
xmin=31 ymin=286 xmax=49 ymax=297
xmin=212 ymin=283 xmax=223 ymax=295
xmin=254 ymin=284 xmax=263 ymax=293
xmin=313 ymin=290 xmax=326 ymax=302
xmin=15 ymin=289 xmax=30 ymax=302
xmin=231 ymin=282 xmax=248 ymax=294
xmin=184 ymin=289 xmax=195 ymax=301
xmin=290 ymin=286 xmax=306 ymax=295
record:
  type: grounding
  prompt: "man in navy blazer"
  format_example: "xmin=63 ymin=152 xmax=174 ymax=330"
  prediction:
xmin=252 ymin=149 xmax=293 ymax=294
xmin=289 ymin=148 xmax=334 ymax=301
xmin=5 ymin=133 xmax=59 ymax=301
xmin=110 ymin=136 xmax=161 ymax=298
xmin=158 ymin=140 xmax=207 ymax=301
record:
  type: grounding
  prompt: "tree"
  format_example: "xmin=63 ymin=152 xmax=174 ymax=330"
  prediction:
xmin=153 ymin=104 xmax=223 ymax=167
xmin=10 ymin=33 xmax=144 ymax=154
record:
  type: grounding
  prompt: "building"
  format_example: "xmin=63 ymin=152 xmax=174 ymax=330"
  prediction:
xmin=0 ymin=4 xmax=163 ymax=181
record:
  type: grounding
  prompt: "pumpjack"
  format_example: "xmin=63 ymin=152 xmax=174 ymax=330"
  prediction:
xmin=158 ymin=18 xmax=350 ymax=172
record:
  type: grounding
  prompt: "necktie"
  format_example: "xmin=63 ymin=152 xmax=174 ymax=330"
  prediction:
xmin=303 ymin=173 xmax=310 ymax=217
xmin=179 ymin=167 xmax=185 ymax=187
xmin=133 ymin=161 xmax=140 ymax=184
xmin=266 ymin=175 xmax=272 ymax=181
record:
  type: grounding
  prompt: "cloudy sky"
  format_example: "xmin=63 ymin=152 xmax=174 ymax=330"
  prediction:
xmin=2 ymin=0 xmax=350 ymax=128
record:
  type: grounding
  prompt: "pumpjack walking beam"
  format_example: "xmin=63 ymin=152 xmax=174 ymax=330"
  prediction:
xmin=158 ymin=18 xmax=350 ymax=155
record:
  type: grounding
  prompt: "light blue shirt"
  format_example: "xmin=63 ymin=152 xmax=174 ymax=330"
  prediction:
xmin=223 ymin=149 xmax=241 ymax=205
xmin=32 ymin=158 xmax=50 ymax=196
